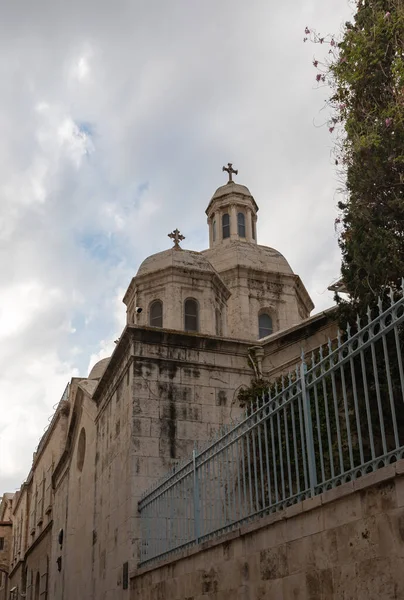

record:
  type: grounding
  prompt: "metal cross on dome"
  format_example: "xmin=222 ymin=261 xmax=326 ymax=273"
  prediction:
xmin=222 ymin=162 xmax=238 ymax=183
xmin=168 ymin=228 xmax=185 ymax=249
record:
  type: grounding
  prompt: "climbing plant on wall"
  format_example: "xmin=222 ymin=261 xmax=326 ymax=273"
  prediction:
xmin=306 ymin=0 xmax=404 ymax=320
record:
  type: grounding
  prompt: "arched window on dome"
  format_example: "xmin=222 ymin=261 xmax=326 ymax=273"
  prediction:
xmin=252 ymin=219 xmax=256 ymax=240
xmin=184 ymin=298 xmax=199 ymax=332
xmin=212 ymin=218 xmax=216 ymax=242
xmin=222 ymin=213 xmax=230 ymax=239
xmin=258 ymin=313 xmax=273 ymax=339
xmin=149 ymin=300 xmax=163 ymax=328
xmin=238 ymin=212 xmax=246 ymax=238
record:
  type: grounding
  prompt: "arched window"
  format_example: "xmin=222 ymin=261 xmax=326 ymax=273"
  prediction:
xmin=222 ymin=213 xmax=230 ymax=239
xmin=258 ymin=313 xmax=273 ymax=339
xmin=149 ymin=300 xmax=163 ymax=328
xmin=212 ymin=219 xmax=216 ymax=242
xmin=184 ymin=299 xmax=199 ymax=332
xmin=77 ymin=428 xmax=86 ymax=472
xmin=238 ymin=212 xmax=246 ymax=237
xmin=215 ymin=308 xmax=223 ymax=336
xmin=252 ymin=219 xmax=256 ymax=240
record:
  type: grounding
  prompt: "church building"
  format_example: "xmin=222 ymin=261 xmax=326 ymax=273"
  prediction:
xmin=1 ymin=166 xmax=336 ymax=600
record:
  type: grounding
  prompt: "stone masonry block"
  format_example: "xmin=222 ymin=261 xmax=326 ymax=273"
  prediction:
xmin=201 ymin=404 xmax=229 ymax=424
xmin=335 ymin=516 xmax=379 ymax=566
xmin=353 ymin=464 xmax=396 ymax=492
xmin=284 ymin=506 xmax=324 ymax=542
xmin=376 ymin=508 xmax=404 ymax=558
xmin=332 ymin=562 xmax=357 ymax=600
xmin=209 ymin=370 xmax=231 ymax=388
xmin=360 ymin=480 xmax=397 ymax=517
xmin=131 ymin=436 xmax=160 ymax=458
xmin=355 ymin=556 xmax=396 ymax=600
xmin=132 ymin=417 xmax=151 ymax=438
xmin=260 ymin=544 xmax=288 ymax=580
xmin=323 ymin=492 xmax=362 ymax=530
xmin=194 ymin=385 xmax=215 ymax=406
xmin=176 ymin=420 xmax=208 ymax=441
xmin=396 ymin=476 xmax=404 ymax=508
xmin=282 ymin=572 xmax=307 ymax=600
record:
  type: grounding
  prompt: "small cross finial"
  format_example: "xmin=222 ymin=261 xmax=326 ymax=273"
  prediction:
xmin=168 ymin=228 xmax=185 ymax=249
xmin=222 ymin=162 xmax=238 ymax=184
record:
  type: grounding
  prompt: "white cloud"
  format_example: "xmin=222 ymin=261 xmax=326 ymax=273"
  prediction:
xmin=0 ymin=0 xmax=354 ymax=493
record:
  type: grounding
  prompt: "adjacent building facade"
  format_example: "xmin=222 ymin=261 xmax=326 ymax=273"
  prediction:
xmin=0 ymin=170 xmax=337 ymax=599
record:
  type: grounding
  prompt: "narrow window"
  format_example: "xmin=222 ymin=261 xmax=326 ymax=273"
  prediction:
xmin=77 ymin=428 xmax=86 ymax=472
xmin=215 ymin=309 xmax=223 ymax=336
xmin=222 ymin=213 xmax=230 ymax=239
xmin=258 ymin=313 xmax=273 ymax=339
xmin=0 ymin=537 xmax=4 ymax=551
xmin=149 ymin=300 xmax=163 ymax=328
xmin=35 ymin=572 xmax=40 ymax=600
xmin=212 ymin=219 xmax=216 ymax=242
xmin=184 ymin=299 xmax=199 ymax=332
xmin=238 ymin=212 xmax=246 ymax=237
xmin=252 ymin=219 xmax=256 ymax=240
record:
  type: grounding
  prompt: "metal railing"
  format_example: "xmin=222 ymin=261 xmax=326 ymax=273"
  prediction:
xmin=138 ymin=291 xmax=404 ymax=567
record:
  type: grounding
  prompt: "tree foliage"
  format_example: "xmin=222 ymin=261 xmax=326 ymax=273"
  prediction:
xmin=307 ymin=0 xmax=404 ymax=320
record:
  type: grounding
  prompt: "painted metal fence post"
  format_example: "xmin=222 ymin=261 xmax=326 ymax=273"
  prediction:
xmin=300 ymin=355 xmax=317 ymax=496
xmin=193 ymin=448 xmax=200 ymax=544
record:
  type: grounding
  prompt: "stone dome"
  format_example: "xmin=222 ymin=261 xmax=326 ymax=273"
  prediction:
xmin=211 ymin=181 xmax=253 ymax=200
xmin=136 ymin=248 xmax=217 ymax=278
xmin=88 ymin=357 xmax=110 ymax=380
xmin=202 ymin=240 xmax=293 ymax=275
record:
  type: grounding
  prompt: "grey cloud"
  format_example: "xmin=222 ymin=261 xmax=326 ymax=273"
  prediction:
xmin=0 ymin=0 xmax=353 ymax=493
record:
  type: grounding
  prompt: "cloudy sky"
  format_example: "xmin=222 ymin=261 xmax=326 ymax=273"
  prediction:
xmin=0 ymin=0 xmax=353 ymax=494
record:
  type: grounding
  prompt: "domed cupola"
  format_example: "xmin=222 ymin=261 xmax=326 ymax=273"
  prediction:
xmin=123 ymin=229 xmax=230 ymax=336
xmin=206 ymin=163 xmax=259 ymax=249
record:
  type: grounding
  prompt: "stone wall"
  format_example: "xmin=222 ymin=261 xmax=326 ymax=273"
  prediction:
xmin=0 ymin=523 xmax=11 ymax=574
xmin=91 ymin=327 xmax=253 ymax=600
xmin=131 ymin=461 xmax=404 ymax=600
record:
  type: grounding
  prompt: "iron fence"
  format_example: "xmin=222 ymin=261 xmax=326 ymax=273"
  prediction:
xmin=138 ymin=291 xmax=404 ymax=567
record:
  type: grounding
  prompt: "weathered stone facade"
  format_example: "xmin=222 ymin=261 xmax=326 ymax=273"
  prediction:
xmin=0 ymin=175 xmax=338 ymax=599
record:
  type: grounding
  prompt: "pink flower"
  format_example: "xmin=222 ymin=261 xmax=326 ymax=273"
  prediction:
xmin=305 ymin=27 xmax=310 ymax=34
xmin=316 ymin=74 xmax=322 ymax=82
xmin=339 ymin=103 xmax=346 ymax=110
xmin=330 ymin=39 xmax=336 ymax=46
xmin=329 ymin=127 xmax=335 ymax=133
xmin=384 ymin=11 xmax=391 ymax=20
xmin=313 ymin=60 xmax=319 ymax=67
xmin=385 ymin=117 xmax=392 ymax=127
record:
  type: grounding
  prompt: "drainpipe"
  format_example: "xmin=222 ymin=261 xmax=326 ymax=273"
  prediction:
xmin=248 ymin=346 xmax=264 ymax=379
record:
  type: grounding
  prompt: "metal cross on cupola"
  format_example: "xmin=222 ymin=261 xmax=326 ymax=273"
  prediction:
xmin=168 ymin=228 xmax=185 ymax=249
xmin=222 ymin=162 xmax=238 ymax=184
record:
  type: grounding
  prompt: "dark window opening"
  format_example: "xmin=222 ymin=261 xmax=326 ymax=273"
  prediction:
xmin=222 ymin=213 xmax=230 ymax=239
xmin=238 ymin=212 xmax=246 ymax=237
xmin=184 ymin=299 xmax=199 ymax=332
xmin=149 ymin=300 xmax=163 ymax=328
xmin=215 ymin=309 xmax=223 ymax=336
xmin=258 ymin=313 xmax=273 ymax=339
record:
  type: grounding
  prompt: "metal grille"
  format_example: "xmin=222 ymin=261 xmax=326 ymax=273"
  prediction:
xmin=138 ymin=291 xmax=404 ymax=567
